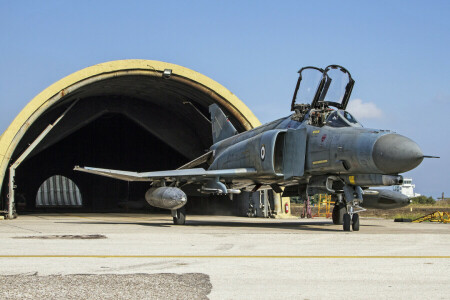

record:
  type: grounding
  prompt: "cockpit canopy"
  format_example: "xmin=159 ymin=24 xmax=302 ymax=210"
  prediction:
xmin=290 ymin=65 xmax=361 ymax=128
xmin=291 ymin=65 xmax=354 ymax=111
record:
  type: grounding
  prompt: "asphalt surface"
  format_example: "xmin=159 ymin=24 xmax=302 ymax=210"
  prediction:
xmin=0 ymin=213 xmax=449 ymax=299
xmin=0 ymin=273 xmax=212 ymax=300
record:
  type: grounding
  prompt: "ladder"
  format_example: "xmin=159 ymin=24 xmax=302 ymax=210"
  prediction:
xmin=313 ymin=194 xmax=334 ymax=218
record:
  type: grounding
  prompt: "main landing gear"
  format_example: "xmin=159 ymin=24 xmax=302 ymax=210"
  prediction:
xmin=172 ymin=206 xmax=186 ymax=225
xmin=332 ymin=202 xmax=346 ymax=225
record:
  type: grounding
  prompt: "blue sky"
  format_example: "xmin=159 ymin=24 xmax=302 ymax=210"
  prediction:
xmin=1 ymin=0 xmax=449 ymax=197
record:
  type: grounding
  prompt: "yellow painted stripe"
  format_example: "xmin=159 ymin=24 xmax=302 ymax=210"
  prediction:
xmin=312 ymin=160 xmax=328 ymax=165
xmin=0 ymin=255 xmax=448 ymax=259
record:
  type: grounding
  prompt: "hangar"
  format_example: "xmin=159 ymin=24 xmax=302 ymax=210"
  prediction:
xmin=0 ymin=59 xmax=268 ymax=218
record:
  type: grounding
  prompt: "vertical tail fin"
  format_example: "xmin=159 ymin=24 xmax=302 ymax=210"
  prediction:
xmin=209 ymin=104 xmax=237 ymax=144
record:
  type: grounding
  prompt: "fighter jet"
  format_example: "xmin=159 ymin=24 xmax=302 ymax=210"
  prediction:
xmin=75 ymin=65 xmax=436 ymax=231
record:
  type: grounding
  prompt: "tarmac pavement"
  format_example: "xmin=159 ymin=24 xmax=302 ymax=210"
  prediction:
xmin=0 ymin=213 xmax=449 ymax=299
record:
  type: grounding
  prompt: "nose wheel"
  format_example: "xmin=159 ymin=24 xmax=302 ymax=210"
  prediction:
xmin=343 ymin=213 xmax=360 ymax=231
xmin=343 ymin=213 xmax=351 ymax=231
xmin=352 ymin=213 xmax=360 ymax=231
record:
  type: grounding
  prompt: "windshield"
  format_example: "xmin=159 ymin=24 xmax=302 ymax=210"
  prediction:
xmin=327 ymin=110 xmax=362 ymax=128
xmin=342 ymin=111 xmax=359 ymax=124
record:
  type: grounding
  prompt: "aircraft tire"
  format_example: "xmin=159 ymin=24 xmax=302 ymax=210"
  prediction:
xmin=352 ymin=213 xmax=360 ymax=231
xmin=332 ymin=203 xmax=346 ymax=225
xmin=173 ymin=207 xmax=186 ymax=225
xmin=343 ymin=213 xmax=351 ymax=231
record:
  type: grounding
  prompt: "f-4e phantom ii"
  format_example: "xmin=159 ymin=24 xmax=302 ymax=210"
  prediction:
xmin=75 ymin=65 xmax=437 ymax=231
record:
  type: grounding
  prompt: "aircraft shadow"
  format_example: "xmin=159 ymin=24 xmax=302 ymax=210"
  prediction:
xmin=54 ymin=220 xmax=358 ymax=232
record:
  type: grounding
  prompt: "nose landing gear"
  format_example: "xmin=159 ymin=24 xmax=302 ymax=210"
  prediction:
xmin=343 ymin=203 xmax=364 ymax=231
xmin=332 ymin=198 xmax=364 ymax=231
xmin=343 ymin=212 xmax=361 ymax=231
xmin=336 ymin=185 xmax=366 ymax=231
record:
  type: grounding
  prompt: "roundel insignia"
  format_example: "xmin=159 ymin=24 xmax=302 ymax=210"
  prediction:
xmin=260 ymin=144 xmax=266 ymax=161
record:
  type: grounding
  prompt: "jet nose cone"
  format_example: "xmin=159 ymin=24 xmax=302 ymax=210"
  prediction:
xmin=372 ymin=134 xmax=423 ymax=174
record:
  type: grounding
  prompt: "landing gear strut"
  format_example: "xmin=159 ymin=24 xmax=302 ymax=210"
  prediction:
xmin=172 ymin=207 xmax=186 ymax=225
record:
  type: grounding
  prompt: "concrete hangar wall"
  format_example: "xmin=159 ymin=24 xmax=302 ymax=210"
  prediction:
xmin=0 ymin=59 xmax=280 ymax=217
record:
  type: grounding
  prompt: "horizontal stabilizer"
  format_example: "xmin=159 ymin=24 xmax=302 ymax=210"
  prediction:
xmin=177 ymin=151 xmax=213 ymax=170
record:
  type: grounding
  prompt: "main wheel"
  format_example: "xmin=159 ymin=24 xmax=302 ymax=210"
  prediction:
xmin=173 ymin=207 xmax=186 ymax=225
xmin=332 ymin=203 xmax=346 ymax=225
xmin=352 ymin=213 xmax=360 ymax=231
xmin=343 ymin=213 xmax=351 ymax=231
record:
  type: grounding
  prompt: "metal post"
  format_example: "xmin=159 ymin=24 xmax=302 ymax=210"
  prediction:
xmin=273 ymin=192 xmax=281 ymax=215
xmin=8 ymin=168 xmax=15 ymax=218
xmin=7 ymin=100 xmax=78 ymax=219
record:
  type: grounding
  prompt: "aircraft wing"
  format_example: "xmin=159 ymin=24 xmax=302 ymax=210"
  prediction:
xmin=74 ymin=166 xmax=257 ymax=182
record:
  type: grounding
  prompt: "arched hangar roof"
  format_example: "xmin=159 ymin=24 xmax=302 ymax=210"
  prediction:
xmin=0 ymin=59 xmax=261 ymax=195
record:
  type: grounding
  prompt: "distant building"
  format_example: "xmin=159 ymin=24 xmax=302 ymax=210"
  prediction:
xmin=393 ymin=178 xmax=420 ymax=198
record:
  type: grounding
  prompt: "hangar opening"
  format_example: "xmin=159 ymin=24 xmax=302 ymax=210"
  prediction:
xmin=0 ymin=60 xmax=260 ymax=216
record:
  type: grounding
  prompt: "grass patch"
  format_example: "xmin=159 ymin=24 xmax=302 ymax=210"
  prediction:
xmin=410 ymin=202 xmax=450 ymax=208
xmin=393 ymin=213 xmax=425 ymax=221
